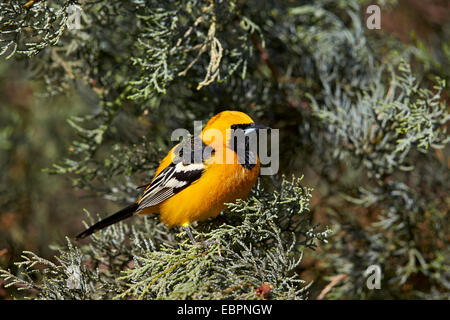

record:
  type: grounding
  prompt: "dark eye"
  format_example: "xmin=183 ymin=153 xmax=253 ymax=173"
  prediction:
xmin=231 ymin=123 xmax=253 ymax=130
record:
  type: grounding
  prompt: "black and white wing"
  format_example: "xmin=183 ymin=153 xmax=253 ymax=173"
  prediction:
xmin=136 ymin=137 xmax=214 ymax=211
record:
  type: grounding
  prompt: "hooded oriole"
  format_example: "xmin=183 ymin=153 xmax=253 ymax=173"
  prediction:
xmin=76 ymin=110 xmax=269 ymax=243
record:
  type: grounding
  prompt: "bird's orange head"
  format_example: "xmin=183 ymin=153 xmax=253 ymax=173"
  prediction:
xmin=201 ymin=110 xmax=267 ymax=151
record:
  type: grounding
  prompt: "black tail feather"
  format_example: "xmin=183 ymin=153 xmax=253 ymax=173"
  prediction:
xmin=76 ymin=203 xmax=139 ymax=240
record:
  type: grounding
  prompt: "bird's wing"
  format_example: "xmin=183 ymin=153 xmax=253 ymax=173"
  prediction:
xmin=136 ymin=137 xmax=214 ymax=210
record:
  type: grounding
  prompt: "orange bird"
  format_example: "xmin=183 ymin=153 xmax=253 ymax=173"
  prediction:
xmin=76 ymin=110 xmax=269 ymax=243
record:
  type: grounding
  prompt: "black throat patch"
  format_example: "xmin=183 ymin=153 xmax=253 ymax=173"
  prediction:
xmin=229 ymin=123 xmax=257 ymax=170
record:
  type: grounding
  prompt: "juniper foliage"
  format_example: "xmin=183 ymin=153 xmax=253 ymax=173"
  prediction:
xmin=0 ymin=177 xmax=327 ymax=299
xmin=0 ymin=0 xmax=448 ymax=299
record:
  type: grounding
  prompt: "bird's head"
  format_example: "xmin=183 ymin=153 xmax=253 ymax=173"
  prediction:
xmin=201 ymin=110 xmax=269 ymax=151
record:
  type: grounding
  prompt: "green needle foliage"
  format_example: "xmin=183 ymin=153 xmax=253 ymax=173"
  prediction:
xmin=1 ymin=0 xmax=448 ymax=299
xmin=1 ymin=177 xmax=327 ymax=299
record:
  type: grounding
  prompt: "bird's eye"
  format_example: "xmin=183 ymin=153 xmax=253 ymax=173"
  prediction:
xmin=230 ymin=123 xmax=253 ymax=130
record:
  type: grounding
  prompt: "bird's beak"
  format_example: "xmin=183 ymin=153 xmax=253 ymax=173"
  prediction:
xmin=244 ymin=123 xmax=271 ymax=135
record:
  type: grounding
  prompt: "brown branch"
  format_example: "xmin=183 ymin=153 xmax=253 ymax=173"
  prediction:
xmin=317 ymin=274 xmax=348 ymax=300
xmin=24 ymin=0 xmax=40 ymax=9
xmin=250 ymin=33 xmax=279 ymax=82
xmin=250 ymin=33 xmax=302 ymax=109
